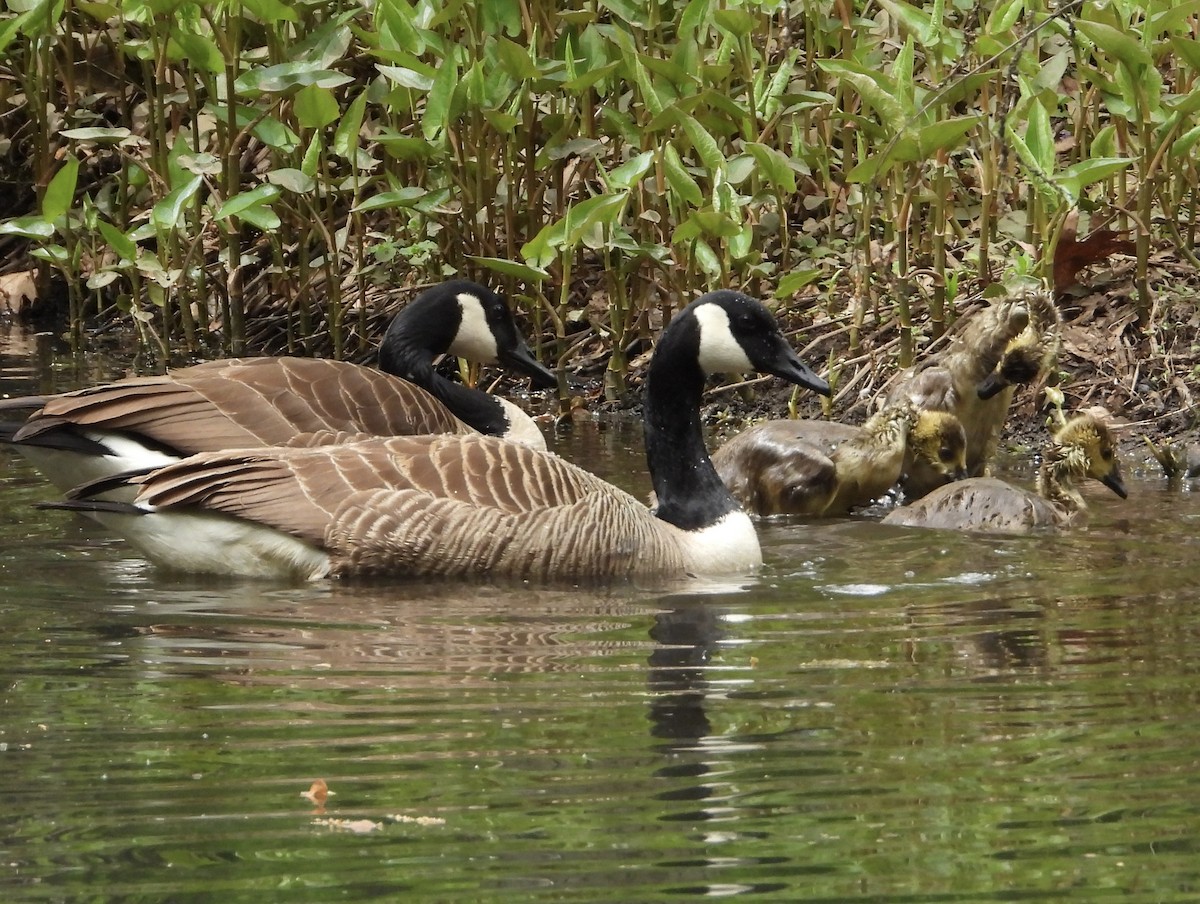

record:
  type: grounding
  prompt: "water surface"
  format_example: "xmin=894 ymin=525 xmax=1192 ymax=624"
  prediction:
xmin=3 ymin=331 xmax=1200 ymax=901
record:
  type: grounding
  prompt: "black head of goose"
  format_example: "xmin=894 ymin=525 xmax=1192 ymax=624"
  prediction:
xmin=47 ymin=290 xmax=831 ymax=582
xmin=882 ymin=412 xmax=1126 ymax=534
xmin=1 ymin=280 xmax=555 ymax=495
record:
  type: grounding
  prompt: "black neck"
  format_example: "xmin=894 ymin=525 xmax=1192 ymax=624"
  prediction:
xmin=644 ymin=341 xmax=740 ymax=532
xmin=378 ymin=342 xmax=509 ymax=437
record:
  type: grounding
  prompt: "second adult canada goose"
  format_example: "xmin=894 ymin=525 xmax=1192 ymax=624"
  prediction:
xmin=1 ymin=280 xmax=556 ymax=494
xmin=881 ymin=412 xmax=1126 ymax=533
xmin=710 ymin=402 xmax=967 ymax=516
xmin=46 ymin=291 xmax=831 ymax=582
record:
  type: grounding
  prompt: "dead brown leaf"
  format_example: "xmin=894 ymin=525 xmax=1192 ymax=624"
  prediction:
xmin=301 ymin=778 xmax=331 ymax=807
xmin=1053 ymin=210 xmax=1137 ymax=294
xmin=0 ymin=271 xmax=38 ymax=314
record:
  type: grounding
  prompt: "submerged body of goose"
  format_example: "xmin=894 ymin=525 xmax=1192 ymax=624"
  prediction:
xmin=711 ymin=402 xmax=967 ymax=516
xmin=881 ymin=412 xmax=1126 ymax=534
xmin=44 ymin=291 xmax=831 ymax=582
xmin=889 ymin=285 xmax=1059 ymax=497
xmin=0 ymin=280 xmax=556 ymax=494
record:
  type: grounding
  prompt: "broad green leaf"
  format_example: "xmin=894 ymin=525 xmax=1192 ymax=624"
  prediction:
xmin=375 ymin=131 xmax=436 ymax=161
xmin=30 ymin=244 xmax=69 ymax=264
xmin=877 ymin=0 xmax=935 ymax=46
xmin=494 ymin=36 xmax=539 ymax=81
xmin=819 ymin=62 xmax=908 ymax=133
xmin=1171 ymin=123 xmax=1200 ymax=158
xmin=235 ymin=63 xmax=353 ymax=95
xmin=267 ymin=168 xmax=315 ymax=193
xmin=916 ymin=115 xmax=981 ymax=156
xmin=777 ymin=269 xmax=822 ymax=296
xmin=98 ymin=220 xmax=138 ymax=260
xmin=713 ymin=8 xmax=755 ymax=38
xmin=604 ymin=151 xmax=654 ymax=192
xmin=0 ymin=216 xmax=54 ymax=240
xmin=295 ymin=84 xmax=340 ymax=129
xmin=628 ymin=52 xmax=665 ymax=118
xmin=689 ymin=239 xmax=722 ymax=278
xmin=467 ymin=256 xmax=550 ymax=282
xmin=169 ymin=30 xmax=224 ymax=74
xmin=678 ymin=0 xmax=711 ymax=39
xmin=301 ymin=133 xmax=322 ymax=177
xmin=759 ymin=49 xmax=797 ymax=120
xmin=728 ymin=222 xmax=753 ymax=260
xmin=662 ymin=144 xmax=703 ymax=208
xmin=743 ymin=142 xmax=797 ymax=194
xmin=985 ymin=0 xmax=1024 ymax=35
xmin=60 ymin=127 xmax=133 ymax=143
xmin=42 ymin=156 xmax=79 ymax=222
xmin=215 ymin=184 xmax=281 ymax=220
xmin=151 ymin=175 xmax=202 ymax=231
xmin=353 ymin=188 xmax=427 ymax=212
xmin=1075 ymin=19 xmax=1152 ymax=71
xmin=422 ymin=46 xmax=459 ymax=140
xmin=1023 ymin=97 xmax=1054 ymax=174
xmin=1149 ymin=1 xmax=1200 ymax=37
xmin=242 ymin=0 xmax=298 ymax=23
xmin=679 ymin=113 xmax=724 ymax=175
xmin=237 ymin=206 xmax=281 ymax=231
xmin=1170 ymin=36 xmax=1200 ymax=77
xmin=333 ymin=90 xmax=368 ymax=161
xmin=1054 ymin=157 xmax=1133 ymax=200
xmin=377 ymin=64 xmax=434 ymax=91
xmin=683 ymin=209 xmax=742 ymax=239
xmin=599 ymin=0 xmax=648 ymax=27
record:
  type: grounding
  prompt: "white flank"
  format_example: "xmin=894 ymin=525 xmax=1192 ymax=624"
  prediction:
xmin=495 ymin=398 xmax=547 ymax=450
xmin=93 ymin=508 xmax=331 ymax=581
xmin=694 ymin=304 xmax=754 ymax=375
xmin=15 ymin=431 xmax=182 ymax=497
xmin=678 ymin=510 xmax=763 ymax=575
xmin=448 ymin=293 xmax=499 ymax=363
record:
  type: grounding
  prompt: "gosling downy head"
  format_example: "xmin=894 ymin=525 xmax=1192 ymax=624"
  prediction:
xmin=1045 ymin=412 xmax=1127 ymax=501
xmin=977 ymin=287 xmax=1062 ymax=400
xmin=905 ymin=410 xmax=968 ymax=486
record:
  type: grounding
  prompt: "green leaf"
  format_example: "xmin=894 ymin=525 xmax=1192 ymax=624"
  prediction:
xmin=713 ymin=8 xmax=755 ymax=38
xmin=1023 ymin=96 xmax=1055 ymax=174
xmin=776 ymin=269 xmax=822 ymax=296
xmin=877 ymin=0 xmax=935 ymax=45
xmin=333 ymin=90 xmax=368 ymax=162
xmin=375 ymin=131 xmax=436 ymax=161
xmin=1171 ymin=123 xmax=1200 ymax=159
xmin=98 ymin=220 xmax=138 ymax=260
xmin=235 ymin=63 xmax=353 ymax=95
xmin=742 ymin=143 xmax=797 ymax=194
xmin=60 ymin=127 xmax=133 ymax=143
xmin=728 ymin=222 xmax=753 ymax=260
xmin=242 ymin=0 xmax=298 ymax=23
xmin=819 ymin=62 xmax=908 ymax=133
xmin=294 ymin=84 xmax=340 ymax=129
xmin=376 ymin=64 xmax=434 ymax=91
xmin=985 ymin=0 xmax=1024 ymax=35
xmin=604 ymin=151 xmax=654 ymax=192
xmin=301 ymin=133 xmax=322 ymax=177
xmin=151 ymin=174 xmax=202 ymax=231
xmin=915 ymin=115 xmax=980 ymax=156
xmin=1075 ymin=19 xmax=1152 ymax=71
xmin=422 ymin=45 xmax=459 ymax=140
xmin=494 ymin=35 xmax=539 ymax=81
xmin=169 ymin=30 xmax=224 ymax=74
xmin=679 ymin=113 xmax=725 ymax=175
xmin=662 ymin=144 xmax=703 ymax=208
xmin=41 ymin=156 xmax=79 ymax=222
xmin=352 ymin=188 xmax=427 ymax=212
xmin=1170 ymin=36 xmax=1200 ymax=75
xmin=599 ymin=0 xmax=648 ymax=27
xmin=215 ymin=184 xmax=281 ymax=221
xmin=759 ymin=49 xmax=797 ymax=121
xmin=30 ymin=244 xmax=69 ymax=264
xmin=467 ymin=256 xmax=550 ymax=282
xmin=266 ymin=168 xmax=315 ymax=193
xmin=1054 ymin=156 xmax=1133 ymax=200
xmin=237 ymin=205 xmax=281 ymax=231
xmin=0 ymin=216 xmax=54 ymax=240
xmin=690 ymin=239 xmax=722 ymax=278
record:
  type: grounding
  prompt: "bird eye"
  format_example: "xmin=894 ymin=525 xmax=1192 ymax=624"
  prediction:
xmin=940 ymin=447 xmax=954 ymax=461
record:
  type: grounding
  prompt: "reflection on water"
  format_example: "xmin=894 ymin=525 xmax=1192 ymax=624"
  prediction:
xmin=4 ymin=326 xmax=1200 ymax=900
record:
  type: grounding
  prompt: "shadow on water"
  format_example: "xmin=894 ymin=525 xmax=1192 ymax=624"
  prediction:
xmin=4 ymin=324 xmax=1200 ymax=900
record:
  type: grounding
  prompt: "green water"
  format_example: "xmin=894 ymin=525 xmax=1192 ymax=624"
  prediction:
xmin=3 ymin=335 xmax=1200 ymax=901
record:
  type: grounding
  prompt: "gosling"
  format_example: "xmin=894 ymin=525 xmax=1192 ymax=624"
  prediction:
xmin=881 ymin=412 xmax=1126 ymax=534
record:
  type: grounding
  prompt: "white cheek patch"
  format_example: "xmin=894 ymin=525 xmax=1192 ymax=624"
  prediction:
xmin=448 ymin=293 xmax=500 ymax=363
xmin=694 ymin=304 xmax=754 ymax=375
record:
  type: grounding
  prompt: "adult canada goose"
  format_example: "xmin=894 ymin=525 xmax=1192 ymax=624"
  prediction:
xmin=711 ymin=402 xmax=967 ymax=516
xmin=1 ymin=280 xmax=556 ymax=494
xmin=888 ymin=286 xmax=1053 ymax=497
xmin=45 ymin=291 xmax=831 ymax=582
xmin=881 ymin=412 xmax=1126 ymax=534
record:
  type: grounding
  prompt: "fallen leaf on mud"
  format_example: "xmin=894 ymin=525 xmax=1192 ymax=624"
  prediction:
xmin=1053 ymin=210 xmax=1136 ymax=294
xmin=312 ymin=817 xmax=382 ymax=834
xmin=301 ymin=779 xmax=331 ymax=806
xmin=0 ymin=271 xmax=38 ymax=314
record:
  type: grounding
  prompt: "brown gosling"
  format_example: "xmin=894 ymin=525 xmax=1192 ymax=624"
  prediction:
xmin=711 ymin=402 xmax=967 ymax=517
xmin=881 ymin=412 xmax=1126 ymax=534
